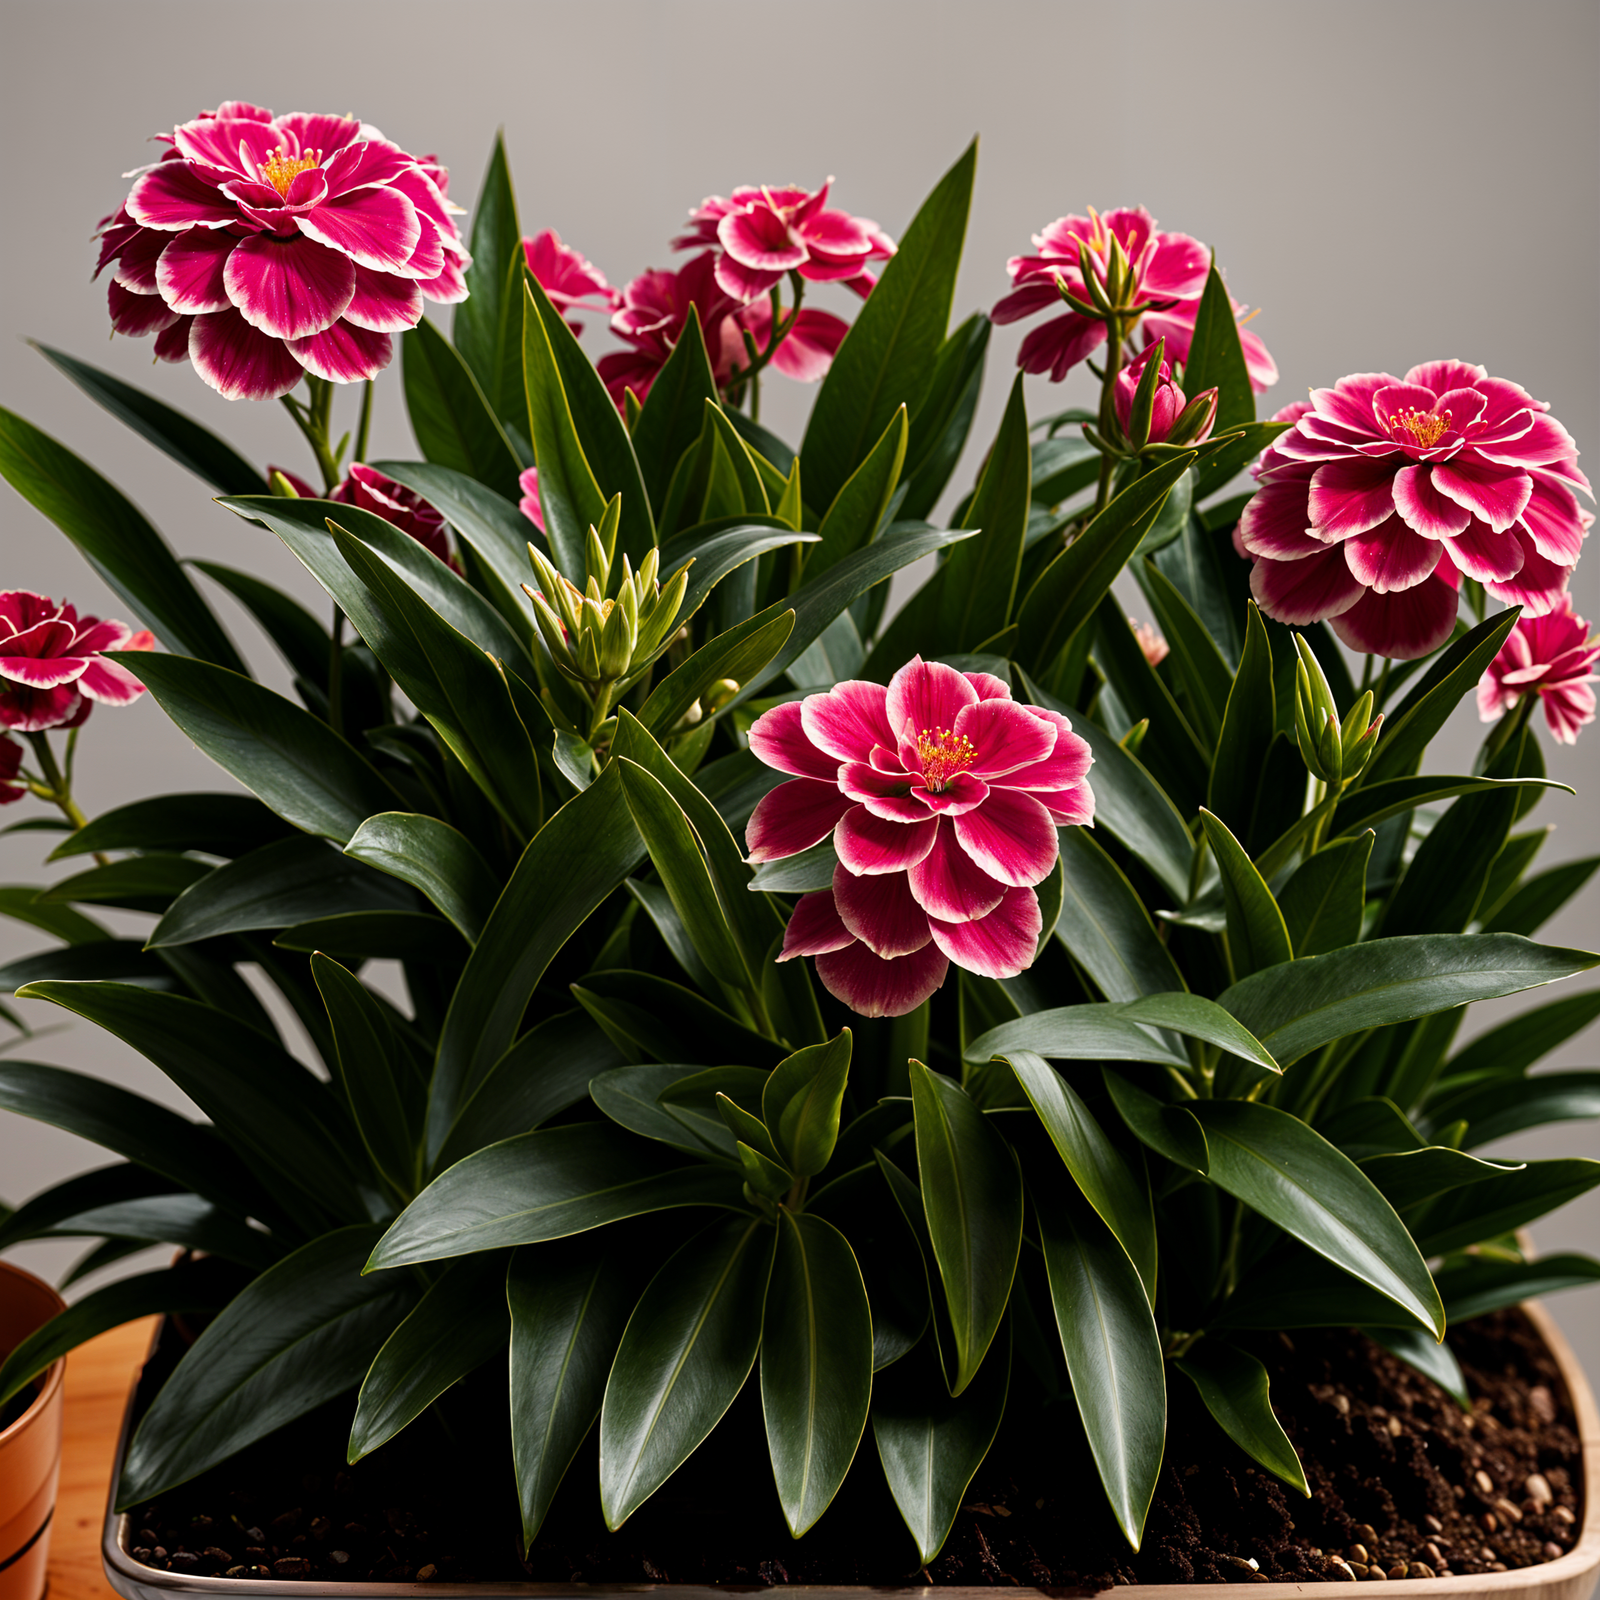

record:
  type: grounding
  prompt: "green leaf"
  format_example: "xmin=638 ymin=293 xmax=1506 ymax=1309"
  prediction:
xmin=190 ymin=559 xmax=330 ymax=686
xmin=589 ymin=1063 xmax=742 ymax=1160
xmin=367 ymin=1123 xmax=745 ymax=1269
xmin=40 ymin=854 xmax=211 ymax=912
xmin=761 ymin=1031 xmax=852 ymax=1177
xmin=1217 ymin=934 xmax=1599 ymax=1067
xmin=1425 ymin=1071 xmax=1600 ymax=1150
xmin=630 ymin=306 xmax=720 ymax=515
xmin=1384 ymin=780 xmax=1519 ymax=936
xmin=1189 ymin=1099 xmax=1443 ymax=1336
xmin=1406 ymin=1158 xmax=1600 ymax=1257
xmin=638 ymin=603 xmax=794 ymax=738
xmin=1435 ymin=989 xmax=1600 ymax=1091
xmin=343 ymin=812 xmax=500 ymax=946
xmin=402 ymin=316 xmax=523 ymax=500
xmin=49 ymin=794 xmax=289 ymax=863
xmin=33 ymin=342 xmax=268 ymax=493
xmin=761 ymin=1210 xmax=873 ymax=1537
xmin=806 ymin=405 xmax=907 ymax=579
xmin=898 ymin=313 xmax=991 ymax=522
xmin=1358 ymin=1146 xmax=1519 ymax=1211
xmin=0 ymin=407 xmax=244 ymax=669
xmin=909 ymin=1061 xmax=1022 ymax=1395
xmin=1482 ymin=856 xmax=1600 ymax=937
xmin=0 ymin=939 xmax=174 ymax=994
xmin=1135 ymin=560 xmax=1233 ymax=746
xmin=277 ymin=910 xmax=458 ymax=961
xmin=1435 ymin=1252 xmax=1600 ymax=1323
xmin=1199 ymin=809 xmax=1294 ymax=979
xmin=1328 ymin=774 xmax=1569 ymax=844
xmin=118 ymin=1226 xmax=414 ymax=1507
xmin=0 ymin=1269 xmax=227 ymax=1410
xmin=1175 ymin=1342 xmax=1307 ymax=1495
xmin=599 ymin=1214 xmax=774 ymax=1527
xmin=1366 ymin=1325 xmax=1470 ymax=1406
xmin=1180 ymin=264 xmax=1255 ymax=433
xmin=574 ymin=973 xmax=784 ymax=1072
xmin=1055 ymin=830 xmax=1186 ymax=1001
xmin=933 ymin=374 xmax=1031 ymax=650
xmin=657 ymin=519 xmax=814 ymax=629
xmin=1006 ymin=1049 xmax=1156 ymax=1299
xmin=1014 ymin=453 xmax=1196 ymax=673
xmin=1032 ymin=1164 xmax=1165 ymax=1550
xmin=1363 ymin=610 xmax=1521 ymax=785
xmin=348 ymin=1252 xmax=510 ymax=1460
xmin=1278 ymin=833 xmax=1373 ymax=958
xmin=374 ymin=458 xmax=539 ymax=600
xmin=453 ymin=132 xmax=524 ymax=427
xmin=1102 ymin=1069 xmax=1209 ymax=1172
xmin=1206 ymin=602 xmax=1276 ymax=831
xmin=122 ymin=652 xmax=399 ymax=844
xmin=148 ymin=835 xmax=411 ymax=948
xmin=1117 ymin=993 xmax=1279 ymax=1072
xmin=966 ymin=1004 xmax=1192 ymax=1071
xmin=508 ymin=1237 xmax=639 ymax=1545
xmin=747 ymin=838 xmax=838 ymax=896
xmin=427 ymin=761 xmax=640 ymax=1162
xmin=800 ymin=140 xmax=975 ymax=514
xmin=871 ymin=1323 xmax=1010 ymax=1565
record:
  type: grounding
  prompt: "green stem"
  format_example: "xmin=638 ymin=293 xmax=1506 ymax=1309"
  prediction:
xmin=1091 ymin=315 xmax=1128 ymax=516
xmin=280 ymin=386 xmax=342 ymax=493
xmin=354 ymin=378 xmax=375 ymax=464
xmin=726 ymin=276 xmax=805 ymax=400
xmin=26 ymin=731 xmax=107 ymax=864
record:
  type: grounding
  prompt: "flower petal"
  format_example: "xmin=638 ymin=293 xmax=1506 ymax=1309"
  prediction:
xmin=1483 ymin=533 xmax=1573 ymax=617
xmin=155 ymin=229 xmax=235 ymax=314
xmin=814 ymin=939 xmax=949 ymax=1019
xmin=1249 ymin=547 xmax=1365 ymax=626
xmin=0 ymin=654 xmax=86 ymax=690
xmin=1518 ymin=479 xmax=1588 ymax=567
xmin=997 ymin=709 xmax=1094 ymax=793
xmin=952 ymin=788 xmax=1059 ymax=888
xmin=801 ymin=680 xmax=893 ymax=763
xmin=834 ymin=807 xmax=939 ymax=876
xmin=224 ymin=232 xmax=356 ymax=339
xmin=1392 ymin=465 xmax=1471 ymax=538
xmin=77 ymin=657 xmax=147 ymax=705
xmin=1442 ymin=518 xmax=1525 ymax=584
xmin=1431 ymin=459 xmax=1533 ymax=534
xmin=745 ymin=778 xmax=853 ymax=863
xmin=832 ymin=864 xmax=933 ymax=959
xmin=343 ymin=265 xmax=423 ymax=333
xmin=839 ymin=760 xmax=925 ymax=821
xmin=886 ymin=656 xmax=979 ymax=755
xmin=286 ymin=320 xmax=394 ymax=384
xmin=295 ymin=186 xmax=421 ymax=276
xmin=778 ymin=891 xmax=856 ymax=959
xmin=1342 ymin=515 xmax=1444 ymax=594
xmin=1329 ymin=571 xmax=1459 ymax=661
xmin=1237 ymin=472 xmax=1324 ymax=559
xmin=749 ymin=699 xmax=838 ymax=780
xmin=929 ymin=885 xmax=1043 ymax=980
xmin=127 ymin=162 xmax=239 ymax=231
xmin=108 ymin=280 xmax=179 ymax=337
xmin=907 ymin=822 xmax=1007 ymax=923
xmin=954 ymin=696 xmax=1057 ymax=779
xmin=1306 ymin=456 xmax=1400 ymax=540
xmin=189 ymin=308 xmax=306 ymax=401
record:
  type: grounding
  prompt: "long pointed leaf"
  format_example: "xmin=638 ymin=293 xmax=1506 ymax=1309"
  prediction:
xmin=1176 ymin=1341 xmax=1307 ymax=1495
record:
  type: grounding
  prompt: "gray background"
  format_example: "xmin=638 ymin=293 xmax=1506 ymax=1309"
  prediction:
xmin=2 ymin=1 xmax=1597 ymax=1375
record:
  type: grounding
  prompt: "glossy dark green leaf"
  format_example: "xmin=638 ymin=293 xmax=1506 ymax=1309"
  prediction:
xmin=1206 ymin=601 xmax=1275 ymax=829
xmin=0 ymin=939 xmax=175 ymax=994
xmin=1055 ymin=830 xmax=1186 ymax=1001
xmin=277 ymin=909 xmax=460 ymax=962
xmin=122 ymin=653 xmax=399 ymax=844
xmin=638 ymin=603 xmax=794 ymax=737
xmin=32 ymin=342 xmax=269 ymax=494
xmin=898 ymin=312 xmax=990 ymax=522
xmin=368 ymin=1122 xmax=745 ymax=1269
xmin=349 ymin=1252 xmax=510 ymax=1460
xmin=41 ymin=854 xmax=210 ymax=912
xmin=1482 ymin=855 xmax=1600 ymax=937
xmin=1188 ymin=422 xmax=1291 ymax=506
xmin=871 ymin=1322 xmax=1010 ymax=1565
xmin=761 ymin=1031 xmax=853 ymax=1178
xmin=1384 ymin=782 xmax=1518 ymax=937
xmin=800 ymin=141 xmax=975 ymax=514
xmin=967 ymin=1004 xmax=1191 ymax=1070
xmin=805 ymin=405 xmax=907 ymax=579
xmin=374 ymin=458 xmax=538 ymax=595
xmin=0 ymin=1269 xmax=227 ymax=1410
xmin=1364 ymin=1324 xmax=1469 ymax=1407
xmin=343 ymin=812 xmax=501 ymax=945
xmin=1436 ymin=989 xmax=1600 ymax=1092
xmin=1213 ymin=1248 xmax=1426 ymax=1332
xmin=426 ymin=761 xmax=640 ymax=1162
xmin=1217 ymin=934 xmax=1598 ymax=1067
xmin=453 ymin=132 xmax=524 ymax=426
xmin=1358 ymin=1146 xmax=1519 ymax=1211
xmin=1014 ymin=453 xmax=1196 ymax=673
xmin=509 ymin=1237 xmax=639 ymax=1545
xmin=118 ymin=1227 xmax=414 ymax=1507
xmin=0 ymin=407 xmax=245 ymax=669
xmin=1436 ymin=1252 xmax=1600 ymax=1323
xmin=747 ymin=837 xmax=838 ymax=896
xmin=1426 ymin=1071 xmax=1600 ymax=1150
xmin=589 ymin=1063 xmax=742 ymax=1161
xmin=1180 ymin=265 xmax=1255 ymax=434
xmin=191 ymin=560 xmax=330 ymax=686
xmin=599 ymin=1214 xmax=774 ymax=1527
xmin=1278 ymin=833 xmax=1373 ymax=958
xmin=1175 ymin=1342 xmax=1307 ymax=1494
xmin=58 ymin=793 xmax=286 ymax=866
xmin=574 ymin=973 xmax=784 ymax=1072
xmin=761 ymin=1210 xmax=873 ymax=1536
xmin=1327 ymin=774 xmax=1568 ymax=846
xmin=1006 ymin=1049 xmax=1155 ymax=1299
xmin=148 ymin=835 xmax=411 ymax=948
xmin=1199 ymin=810 xmax=1293 ymax=979
xmin=630 ymin=306 xmax=720 ymax=514
xmin=1136 ymin=560 xmax=1233 ymax=746
xmin=1117 ymin=993 xmax=1278 ymax=1072
xmin=909 ymin=1061 xmax=1021 ymax=1394
xmin=1032 ymin=1165 xmax=1165 ymax=1549
xmin=1189 ymin=1100 xmax=1443 ymax=1336
xmin=1407 ymin=1158 xmax=1600 ymax=1257
xmin=656 ymin=518 xmax=813 ymax=628
xmin=1102 ymin=1067 xmax=1208 ymax=1171
xmin=402 ymin=317 xmax=523 ymax=500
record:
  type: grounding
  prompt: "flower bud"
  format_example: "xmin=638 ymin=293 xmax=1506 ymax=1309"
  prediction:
xmin=1316 ymin=711 xmax=1344 ymax=788
xmin=1343 ymin=711 xmax=1383 ymax=781
xmin=1114 ymin=344 xmax=1187 ymax=449
xmin=704 ymin=678 xmax=740 ymax=713
xmin=1165 ymin=387 xmax=1219 ymax=447
xmin=599 ymin=597 xmax=636 ymax=680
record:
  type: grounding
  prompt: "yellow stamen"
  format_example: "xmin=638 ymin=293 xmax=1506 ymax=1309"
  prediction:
xmin=916 ymin=728 xmax=977 ymax=792
xmin=260 ymin=147 xmax=321 ymax=199
xmin=1390 ymin=407 xmax=1451 ymax=449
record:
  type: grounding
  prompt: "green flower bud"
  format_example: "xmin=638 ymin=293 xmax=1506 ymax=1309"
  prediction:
xmin=1316 ymin=711 xmax=1344 ymax=788
xmin=599 ymin=599 xmax=635 ymax=680
xmin=703 ymin=678 xmax=740 ymax=713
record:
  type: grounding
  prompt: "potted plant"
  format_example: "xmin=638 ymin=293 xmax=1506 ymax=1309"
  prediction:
xmin=0 ymin=1260 xmax=67 ymax=1600
xmin=0 ymin=106 xmax=1597 ymax=1591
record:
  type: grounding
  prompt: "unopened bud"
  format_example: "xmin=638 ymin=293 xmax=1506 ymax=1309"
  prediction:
xmin=1317 ymin=712 xmax=1343 ymax=788
xmin=1166 ymin=387 xmax=1219 ymax=446
xmin=599 ymin=599 xmax=635 ymax=679
xmin=1344 ymin=712 xmax=1383 ymax=780
xmin=704 ymin=678 xmax=740 ymax=713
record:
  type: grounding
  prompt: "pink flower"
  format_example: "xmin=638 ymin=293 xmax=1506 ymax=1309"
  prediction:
xmin=1112 ymin=346 xmax=1216 ymax=447
xmin=273 ymin=464 xmax=451 ymax=563
xmin=0 ymin=593 xmax=153 ymax=732
xmin=990 ymin=206 xmax=1276 ymax=391
xmin=673 ymin=180 xmax=895 ymax=304
xmin=522 ymin=229 xmax=618 ymax=334
xmin=95 ymin=101 xmax=469 ymax=401
xmin=1478 ymin=595 xmax=1599 ymax=745
xmin=0 ymin=738 xmax=26 ymax=806
xmin=1238 ymin=366 xmax=1594 ymax=660
xmin=518 ymin=468 xmax=546 ymax=534
xmin=1130 ymin=619 xmax=1169 ymax=666
xmin=744 ymin=658 xmax=1094 ymax=1018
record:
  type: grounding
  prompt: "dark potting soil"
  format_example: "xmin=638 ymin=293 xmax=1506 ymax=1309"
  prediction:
xmin=123 ymin=1308 xmax=1584 ymax=1589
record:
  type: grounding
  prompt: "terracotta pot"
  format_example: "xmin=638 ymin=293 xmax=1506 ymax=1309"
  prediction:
xmin=100 ymin=1301 xmax=1600 ymax=1600
xmin=0 ymin=1260 xmax=66 ymax=1600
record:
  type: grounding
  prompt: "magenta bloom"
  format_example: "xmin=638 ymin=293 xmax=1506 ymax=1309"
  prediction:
xmin=1478 ymin=595 xmax=1599 ymax=745
xmin=745 ymin=658 xmax=1094 ymax=1018
xmin=1113 ymin=346 xmax=1216 ymax=446
xmin=518 ymin=468 xmax=547 ymax=534
xmin=1238 ymin=365 xmax=1594 ymax=660
xmin=522 ymin=229 xmax=618 ymax=334
xmin=275 ymin=464 xmax=451 ymax=564
xmin=0 ymin=738 xmax=24 ymax=806
xmin=991 ymin=206 xmax=1276 ymax=392
xmin=95 ymin=101 xmax=469 ymax=401
xmin=0 ymin=593 xmax=152 ymax=733
xmin=673 ymin=180 xmax=894 ymax=304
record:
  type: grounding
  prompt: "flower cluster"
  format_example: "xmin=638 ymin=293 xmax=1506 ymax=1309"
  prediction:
xmin=0 ymin=592 xmax=151 ymax=733
xmin=1238 ymin=363 xmax=1594 ymax=659
xmin=991 ymin=205 xmax=1276 ymax=391
xmin=95 ymin=102 xmax=469 ymax=400
xmin=1479 ymin=596 xmax=1599 ymax=745
xmin=745 ymin=658 xmax=1094 ymax=1017
xmin=521 ymin=229 xmax=618 ymax=333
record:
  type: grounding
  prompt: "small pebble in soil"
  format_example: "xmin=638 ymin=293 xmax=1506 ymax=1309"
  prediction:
xmin=1474 ymin=1469 xmax=1495 ymax=1495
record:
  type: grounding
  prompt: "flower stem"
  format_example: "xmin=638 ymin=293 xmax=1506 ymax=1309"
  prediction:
xmin=280 ymin=380 xmax=343 ymax=493
xmin=355 ymin=379 xmax=375 ymax=464
xmin=25 ymin=730 xmax=107 ymax=863
xmin=1091 ymin=315 xmax=1128 ymax=516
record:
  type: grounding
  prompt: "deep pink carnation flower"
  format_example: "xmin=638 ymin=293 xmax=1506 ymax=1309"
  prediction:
xmin=745 ymin=658 xmax=1094 ymax=1018
xmin=518 ymin=468 xmax=547 ymax=534
xmin=1238 ymin=365 xmax=1594 ymax=660
xmin=0 ymin=593 xmax=152 ymax=733
xmin=275 ymin=464 xmax=451 ymax=564
xmin=673 ymin=180 xmax=894 ymax=304
xmin=522 ymin=229 xmax=618 ymax=334
xmin=991 ymin=206 xmax=1276 ymax=391
xmin=1478 ymin=594 xmax=1599 ymax=745
xmin=0 ymin=737 xmax=25 ymax=805
xmin=95 ymin=101 xmax=469 ymax=401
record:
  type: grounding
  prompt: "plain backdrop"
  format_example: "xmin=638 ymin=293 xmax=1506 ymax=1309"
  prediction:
xmin=2 ymin=0 xmax=1598 ymax=1380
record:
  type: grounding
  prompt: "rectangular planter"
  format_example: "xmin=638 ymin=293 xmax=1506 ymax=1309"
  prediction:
xmin=100 ymin=1303 xmax=1600 ymax=1600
